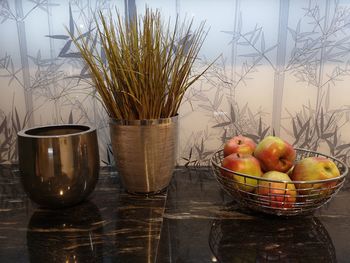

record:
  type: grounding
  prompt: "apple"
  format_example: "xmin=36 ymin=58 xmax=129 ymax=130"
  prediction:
xmin=253 ymin=136 xmax=296 ymax=173
xmin=256 ymin=171 xmax=296 ymax=208
xmin=221 ymin=153 xmax=263 ymax=192
xmin=223 ymin=135 xmax=256 ymax=157
xmin=290 ymin=157 xmax=340 ymax=196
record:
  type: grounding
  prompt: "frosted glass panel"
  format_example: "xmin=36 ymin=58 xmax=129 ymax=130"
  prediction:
xmin=0 ymin=0 xmax=349 ymax=166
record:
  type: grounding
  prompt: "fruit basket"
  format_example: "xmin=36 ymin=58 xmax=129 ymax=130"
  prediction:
xmin=210 ymin=148 xmax=348 ymax=216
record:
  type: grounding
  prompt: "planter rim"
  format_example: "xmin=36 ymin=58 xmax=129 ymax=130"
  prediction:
xmin=17 ymin=124 xmax=96 ymax=139
xmin=110 ymin=114 xmax=178 ymax=126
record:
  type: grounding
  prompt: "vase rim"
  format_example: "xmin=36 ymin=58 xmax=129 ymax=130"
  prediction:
xmin=109 ymin=114 xmax=178 ymax=126
xmin=17 ymin=124 xmax=96 ymax=138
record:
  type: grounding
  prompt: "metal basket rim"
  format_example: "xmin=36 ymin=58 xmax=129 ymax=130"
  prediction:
xmin=210 ymin=148 xmax=349 ymax=184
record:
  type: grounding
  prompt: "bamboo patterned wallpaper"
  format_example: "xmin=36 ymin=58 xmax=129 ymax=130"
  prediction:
xmin=0 ymin=0 xmax=350 ymax=166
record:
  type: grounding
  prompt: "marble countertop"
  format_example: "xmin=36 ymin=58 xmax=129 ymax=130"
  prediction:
xmin=0 ymin=165 xmax=349 ymax=262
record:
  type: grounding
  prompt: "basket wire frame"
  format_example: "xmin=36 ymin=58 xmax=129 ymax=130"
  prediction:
xmin=211 ymin=148 xmax=348 ymax=216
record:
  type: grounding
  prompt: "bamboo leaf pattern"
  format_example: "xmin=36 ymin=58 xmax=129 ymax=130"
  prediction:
xmin=45 ymin=34 xmax=70 ymax=40
xmin=58 ymin=40 xmax=72 ymax=57
xmin=68 ymin=110 xmax=73 ymax=124
xmin=69 ymin=3 xmax=74 ymax=35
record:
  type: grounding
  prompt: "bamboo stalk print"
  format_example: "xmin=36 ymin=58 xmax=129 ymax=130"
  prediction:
xmin=230 ymin=0 xmax=241 ymax=102
xmin=15 ymin=0 xmax=34 ymax=126
xmin=69 ymin=7 xmax=212 ymax=120
xmin=271 ymin=0 xmax=290 ymax=136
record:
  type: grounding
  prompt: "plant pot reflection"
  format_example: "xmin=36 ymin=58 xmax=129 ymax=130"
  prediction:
xmin=27 ymin=201 xmax=103 ymax=262
xmin=113 ymin=194 xmax=164 ymax=260
xmin=209 ymin=217 xmax=336 ymax=262
xmin=17 ymin=124 xmax=100 ymax=208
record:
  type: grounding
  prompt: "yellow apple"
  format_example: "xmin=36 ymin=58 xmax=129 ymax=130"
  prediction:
xmin=256 ymin=171 xmax=297 ymax=208
xmin=221 ymin=153 xmax=263 ymax=192
xmin=290 ymin=157 xmax=340 ymax=197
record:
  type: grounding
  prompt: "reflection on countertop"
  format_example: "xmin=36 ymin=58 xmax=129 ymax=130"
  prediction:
xmin=0 ymin=165 xmax=349 ymax=262
xmin=209 ymin=217 xmax=336 ymax=262
xmin=0 ymin=166 xmax=165 ymax=262
xmin=156 ymin=168 xmax=350 ymax=263
xmin=27 ymin=201 xmax=104 ymax=262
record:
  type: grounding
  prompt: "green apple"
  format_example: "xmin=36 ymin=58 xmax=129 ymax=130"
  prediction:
xmin=256 ymin=171 xmax=297 ymax=208
xmin=290 ymin=157 xmax=340 ymax=196
xmin=253 ymin=136 xmax=296 ymax=173
xmin=223 ymin=135 xmax=256 ymax=157
xmin=221 ymin=153 xmax=263 ymax=192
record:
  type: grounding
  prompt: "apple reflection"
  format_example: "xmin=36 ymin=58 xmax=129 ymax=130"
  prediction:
xmin=209 ymin=216 xmax=336 ymax=263
xmin=27 ymin=201 xmax=103 ymax=263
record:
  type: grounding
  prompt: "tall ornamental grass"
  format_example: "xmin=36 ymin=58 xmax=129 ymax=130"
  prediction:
xmin=70 ymin=8 xmax=212 ymax=120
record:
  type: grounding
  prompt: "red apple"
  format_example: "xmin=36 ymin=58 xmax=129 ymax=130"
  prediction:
xmin=221 ymin=153 xmax=263 ymax=192
xmin=253 ymin=136 xmax=296 ymax=173
xmin=256 ymin=171 xmax=296 ymax=208
xmin=290 ymin=157 xmax=340 ymax=197
xmin=223 ymin=135 xmax=256 ymax=157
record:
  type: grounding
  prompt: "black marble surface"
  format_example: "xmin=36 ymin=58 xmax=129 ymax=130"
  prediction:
xmin=0 ymin=165 xmax=166 ymax=262
xmin=0 ymin=165 xmax=349 ymax=262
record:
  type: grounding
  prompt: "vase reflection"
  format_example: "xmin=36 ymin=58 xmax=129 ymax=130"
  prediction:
xmin=209 ymin=216 xmax=336 ymax=263
xmin=26 ymin=201 xmax=103 ymax=263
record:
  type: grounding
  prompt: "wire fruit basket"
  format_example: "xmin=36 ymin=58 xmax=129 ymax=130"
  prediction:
xmin=210 ymin=148 xmax=348 ymax=216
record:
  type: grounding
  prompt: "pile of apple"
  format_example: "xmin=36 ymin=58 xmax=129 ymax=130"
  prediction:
xmin=221 ymin=135 xmax=341 ymax=208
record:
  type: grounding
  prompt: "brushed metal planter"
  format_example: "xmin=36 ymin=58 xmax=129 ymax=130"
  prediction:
xmin=17 ymin=124 xmax=100 ymax=208
xmin=109 ymin=115 xmax=178 ymax=194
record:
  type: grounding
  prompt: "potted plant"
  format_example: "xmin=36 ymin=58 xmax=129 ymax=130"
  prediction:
xmin=70 ymin=8 xmax=211 ymax=194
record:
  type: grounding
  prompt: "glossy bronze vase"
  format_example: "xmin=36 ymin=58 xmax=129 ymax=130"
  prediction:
xmin=109 ymin=115 xmax=178 ymax=194
xmin=17 ymin=124 xmax=100 ymax=208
